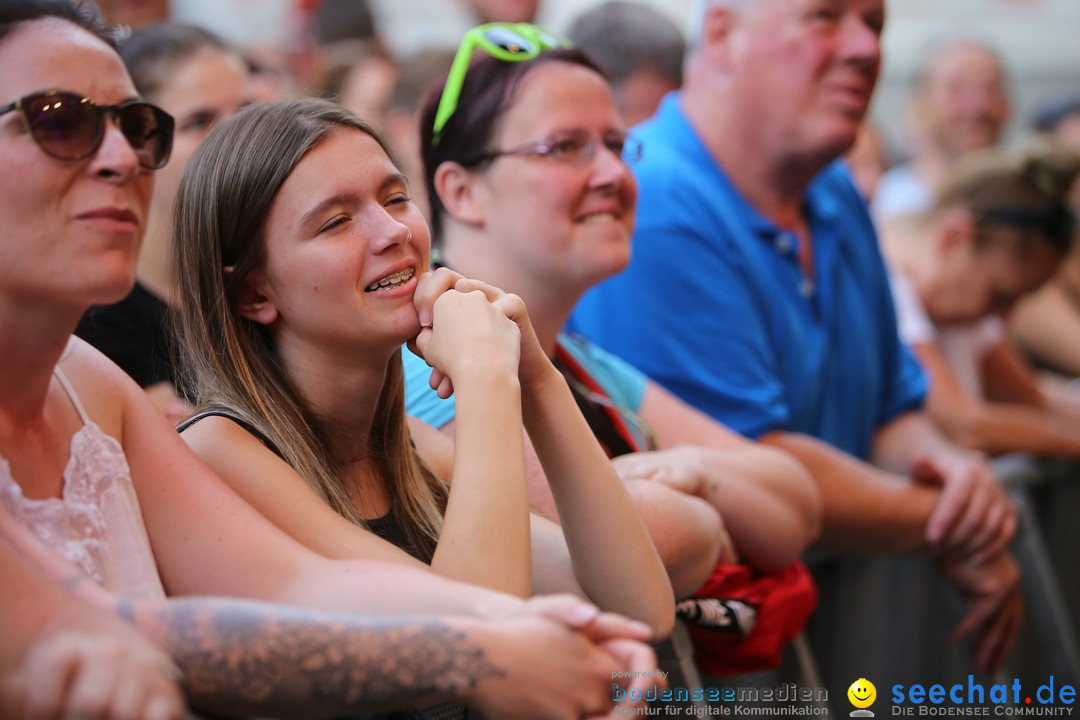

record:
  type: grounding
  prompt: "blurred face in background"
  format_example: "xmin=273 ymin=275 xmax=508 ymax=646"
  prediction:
xmin=615 ymin=65 xmax=680 ymax=128
xmin=337 ymin=53 xmax=399 ymax=129
xmin=146 ymin=47 xmax=254 ymax=225
xmin=919 ymin=43 xmax=1010 ymax=158
xmin=925 ymin=224 xmax=1063 ymax=325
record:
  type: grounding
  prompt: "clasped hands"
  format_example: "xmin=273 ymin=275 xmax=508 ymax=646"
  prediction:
xmin=407 ymin=268 xmax=554 ymax=400
xmin=911 ymin=450 xmax=1022 ymax=674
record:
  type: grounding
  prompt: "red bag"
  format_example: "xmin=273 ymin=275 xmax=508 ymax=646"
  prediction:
xmin=677 ymin=559 xmax=818 ymax=676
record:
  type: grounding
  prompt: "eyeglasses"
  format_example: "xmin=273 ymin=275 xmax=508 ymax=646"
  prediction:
xmin=0 ymin=90 xmax=174 ymax=170
xmin=432 ymin=22 xmax=569 ymax=145
xmin=469 ymin=129 xmax=642 ymax=167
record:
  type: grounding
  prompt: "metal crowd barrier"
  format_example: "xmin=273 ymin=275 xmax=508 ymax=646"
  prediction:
xmin=694 ymin=456 xmax=1079 ymax=711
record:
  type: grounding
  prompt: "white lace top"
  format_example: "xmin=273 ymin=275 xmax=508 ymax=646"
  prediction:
xmin=0 ymin=368 xmax=166 ymax=601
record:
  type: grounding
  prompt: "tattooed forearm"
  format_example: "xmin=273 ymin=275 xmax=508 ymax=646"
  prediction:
xmin=145 ymin=598 xmax=503 ymax=717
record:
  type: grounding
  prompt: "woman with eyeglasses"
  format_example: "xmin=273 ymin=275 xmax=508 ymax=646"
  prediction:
xmin=404 ymin=23 xmax=825 ymax=675
xmin=170 ymin=84 xmax=674 ymax=637
xmin=74 ymin=22 xmax=255 ymax=426
xmin=0 ymin=2 xmax=660 ymax=717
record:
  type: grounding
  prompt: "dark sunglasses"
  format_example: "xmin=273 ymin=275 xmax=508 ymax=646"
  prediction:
xmin=0 ymin=90 xmax=174 ymax=170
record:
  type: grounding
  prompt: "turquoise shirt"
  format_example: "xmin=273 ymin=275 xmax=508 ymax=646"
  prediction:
xmin=402 ymin=333 xmax=647 ymax=429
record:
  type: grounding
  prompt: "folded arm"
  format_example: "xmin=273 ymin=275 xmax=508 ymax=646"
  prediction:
xmin=637 ymin=381 xmax=823 ymax=571
xmin=3 ymin=506 xmax=656 ymax=719
xmin=914 ymin=341 xmax=1080 ymax=458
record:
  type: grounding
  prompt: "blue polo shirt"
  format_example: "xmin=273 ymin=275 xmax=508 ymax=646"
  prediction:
xmin=568 ymin=93 xmax=926 ymax=461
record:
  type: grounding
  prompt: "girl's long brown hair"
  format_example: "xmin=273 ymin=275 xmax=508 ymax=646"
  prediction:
xmin=173 ymin=99 xmax=445 ymax=561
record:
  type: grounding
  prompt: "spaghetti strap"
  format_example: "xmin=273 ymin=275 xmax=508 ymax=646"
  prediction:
xmin=178 ymin=408 xmax=284 ymax=459
xmin=53 ymin=367 xmax=91 ymax=425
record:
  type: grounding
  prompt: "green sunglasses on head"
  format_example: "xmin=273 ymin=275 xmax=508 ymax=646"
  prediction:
xmin=431 ymin=22 xmax=571 ymax=146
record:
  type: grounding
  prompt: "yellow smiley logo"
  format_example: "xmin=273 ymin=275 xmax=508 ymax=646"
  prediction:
xmin=848 ymin=678 xmax=876 ymax=709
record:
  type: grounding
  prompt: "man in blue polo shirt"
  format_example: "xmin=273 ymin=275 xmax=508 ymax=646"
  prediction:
xmin=573 ymin=120 xmax=920 ymax=461
xmin=569 ymin=0 xmax=1021 ymax=673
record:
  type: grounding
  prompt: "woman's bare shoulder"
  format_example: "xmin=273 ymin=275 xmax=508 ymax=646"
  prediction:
xmin=55 ymin=336 xmax=143 ymax=434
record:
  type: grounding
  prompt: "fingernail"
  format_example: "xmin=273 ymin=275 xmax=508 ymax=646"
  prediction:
xmin=419 ymin=311 xmax=432 ymax=327
xmin=568 ymin=602 xmax=599 ymax=625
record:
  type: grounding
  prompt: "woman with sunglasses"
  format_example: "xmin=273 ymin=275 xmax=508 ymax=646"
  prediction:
xmin=0 ymin=2 xmax=660 ymax=717
xmin=74 ymin=22 xmax=255 ymax=425
xmin=404 ymin=24 xmax=825 ymax=673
